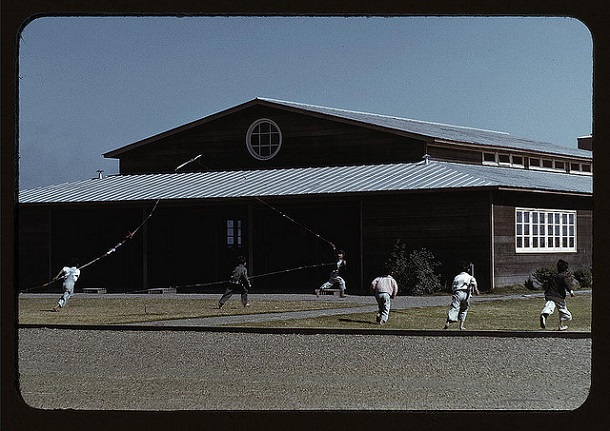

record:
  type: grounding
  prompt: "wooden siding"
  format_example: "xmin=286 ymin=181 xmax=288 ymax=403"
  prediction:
xmin=141 ymin=198 xmax=361 ymax=293
xmin=426 ymin=144 xmax=483 ymax=164
xmin=18 ymin=198 xmax=362 ymax=294
xmin=117 ymin=105 xmax=426 ymax=174
xmin=250 ymin=198 xmax=361 ymax=292
xmin=492 ymin=191 xmax=593 ymax=287
xmin=18 ymin=205 xmax=145 ymax=292
xmin=362 ymin=191 xmax=492 ymax=290
xmin=51 ymin=206 xmax=145 ymax=291
xmin=18 ymin=190 xmax=592 ymax=293
xmin=145 ymin=203 xmax=249 ymax=290
xmin=18 ymin=208 xmax=51 ymax=290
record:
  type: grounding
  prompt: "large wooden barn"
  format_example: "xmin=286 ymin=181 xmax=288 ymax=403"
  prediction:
xmin=18 ymin=98 xmax=593 ymax=294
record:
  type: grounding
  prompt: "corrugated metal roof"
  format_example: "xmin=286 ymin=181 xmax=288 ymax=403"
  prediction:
xmin=104 ymin=98 xmax=592 ymax=160
xmin=19 ymin=161 xmax=592 ymax=204
xmin=258 ymin=98 xmax=592 ymax=159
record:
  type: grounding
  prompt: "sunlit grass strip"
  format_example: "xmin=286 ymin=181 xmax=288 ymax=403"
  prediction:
xmin=239 ymin=294 xmax=592 ymax=331
xmin=18 ymin=297 xmax=366 ymax=326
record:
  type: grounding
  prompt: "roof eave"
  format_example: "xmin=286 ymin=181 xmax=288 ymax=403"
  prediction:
xmin=103 ymin=98 xmax=264 ymax=158
xmin=495 ymin=186 xmax=592 ymax=197
xmin=103 ymin=98 xmax=435 ymax=159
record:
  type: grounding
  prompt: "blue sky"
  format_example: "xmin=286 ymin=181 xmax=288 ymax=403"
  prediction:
xmin=18 ymin=16 xmax=593 ymax=189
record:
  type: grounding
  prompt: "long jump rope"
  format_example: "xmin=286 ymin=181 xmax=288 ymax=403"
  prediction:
xmin=19 ymin=156 xmax=201 ymax=293
xmin=21 ymin=154 xmax=339 ymax=293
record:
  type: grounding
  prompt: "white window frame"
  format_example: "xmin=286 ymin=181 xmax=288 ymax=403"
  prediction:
xmin=515 ymin=208 xmax=577 ymax=253
xmin=497 ymin=153 xmax=512 ymax=166
xmin=581 ymin=162 xmax=593 ymax=174
xmin=569 ymin=161 xmax=593 ymax=175
xmin=510 ymin=155 xmax=524 ymax=167
xmin=482 ymin=152 xmax=525 ymax=168
xmin=226 ymin=219 xmax=243 ymax=249
xmin=528 ymin=157 xmax=568 ymax=173
xmin=246 ymin=118 xmax=282 ymax=161
xmin=482 ymin=152 xmax=497 ymax=164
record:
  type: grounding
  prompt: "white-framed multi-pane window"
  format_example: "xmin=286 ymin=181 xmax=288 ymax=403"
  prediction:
xmin=528 ymin=157 xmax=569 ymax=173
xmin=226 ymin=219 xmax=243 ymax=249
xmin=515 ymin=208 xmax=577 ymax=253
xmin=482 ymin=152 xmax=525 ymax=168
xmin=569 ymin=161 xmax=593 ymax=175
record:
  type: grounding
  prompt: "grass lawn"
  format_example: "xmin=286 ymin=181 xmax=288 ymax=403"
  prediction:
xmin=240 ymin=293 xmax=592 ymax=331
xmin=18 ymin=296 xmax=366 ymax=326
xmin=18 ymin=292 xmax=592 ymax=331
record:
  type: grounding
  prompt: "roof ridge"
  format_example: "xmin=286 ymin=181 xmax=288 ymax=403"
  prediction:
xmin=257 ymin=97 xmax=511 ymax=135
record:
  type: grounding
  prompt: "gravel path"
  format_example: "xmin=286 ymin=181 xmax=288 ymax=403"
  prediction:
xmin=87 ymin=291 xmax=550 ymax=326
xmin=18 ymin=327 xmax=591 ymax=411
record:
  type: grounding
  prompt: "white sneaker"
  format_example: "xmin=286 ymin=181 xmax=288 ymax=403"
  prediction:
xmin=559 ymin=323 xmax=568 ymax=331
xmin=540 ymin=314 xmax=546 ymax=329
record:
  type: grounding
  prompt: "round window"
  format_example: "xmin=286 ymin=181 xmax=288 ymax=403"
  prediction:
xmin=246 ymin=118 xmax=282 ymax=160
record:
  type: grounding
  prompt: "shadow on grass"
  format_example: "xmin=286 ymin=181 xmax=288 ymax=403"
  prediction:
xmin=391 ymin=309 xmax=432 ymax=317
xmin=338 ymin=318 xmax=378 ymax=325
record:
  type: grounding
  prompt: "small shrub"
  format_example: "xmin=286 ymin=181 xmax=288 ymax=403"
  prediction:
xmin=385 ymin=240 xmax=443 ymax=295
xmin=531 ymin=265 xmax=590 ymax=290
xmin=408 ymin=248 xmax=443 ymax=295
xmin=572 ymin=267 xmax=592 ymax=289
xmin=385 ymin=240 xmax=410 ymax=291
xmin=531 ymin=266 xmax=556 ymax=289
xmin=524 ymin=276 xmax=536 ymax=291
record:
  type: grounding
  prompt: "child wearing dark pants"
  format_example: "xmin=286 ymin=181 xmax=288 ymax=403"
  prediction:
xmin=219 ymin=256 xmax=251 ymax=309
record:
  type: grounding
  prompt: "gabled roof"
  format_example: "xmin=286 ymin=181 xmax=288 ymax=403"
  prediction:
xmin=19 ymin=160 xmax=592 ymax=204
xmin=257 ymin=98 xmax=591 ymax=158
xmin=103 ymin=97 xmax=592 ymax=160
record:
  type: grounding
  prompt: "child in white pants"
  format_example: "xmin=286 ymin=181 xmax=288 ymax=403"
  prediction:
xmin=540 ymin=259 xmax=574 ymax=331
xmin=52 ymin=259 xmax=80 ymax=312
xmin=541 ymin=297 xmax=572 ymax=328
